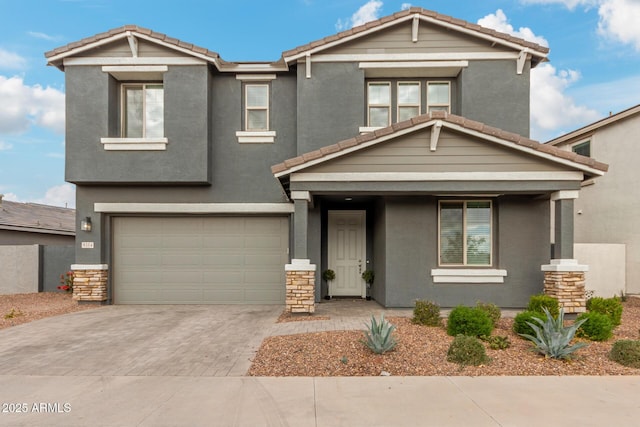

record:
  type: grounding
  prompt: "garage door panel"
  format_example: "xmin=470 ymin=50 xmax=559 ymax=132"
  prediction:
xmin=113 ymin=216 xmax=288 ymax=304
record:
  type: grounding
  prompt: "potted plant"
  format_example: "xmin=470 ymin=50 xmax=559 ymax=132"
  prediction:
xmin=322 ymin=269 xmax=335 ymax=300
xmin=362 ymin=270 xmax=374 ymax=300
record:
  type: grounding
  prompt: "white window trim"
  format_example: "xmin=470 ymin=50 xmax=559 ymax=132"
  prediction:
xmin=100 ymin=137 xmax=168 ymax=151
xmin=235 ymin=131 xmax=276 ymax=144
xmin=367 ymin=81 xmax=391 ymax=127
xmin=431 ymin=268 xmax=507 ymax=284
xmin=397 ymin=81 xmax=421 ymax=122
xmin=427 ymin=81 xmax=451 ymax=113
xmin=438 ymin=200 xmax=493 ymax=267
xmin=121 ymin=83 xmax=164 ymax=139
xmin=244 ymin=83 xmax=270 ymax=132
xmin=571 ymin=139 xmax=591 ymax=157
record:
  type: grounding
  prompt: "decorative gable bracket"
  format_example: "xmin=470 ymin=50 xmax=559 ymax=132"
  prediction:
xmin=517 ymin=50 xmax=528 ymax=75
xmin=430 ymin=120 xmax=443 ymax=152
xmin=126 ymin=32 xmax=138 ymax=58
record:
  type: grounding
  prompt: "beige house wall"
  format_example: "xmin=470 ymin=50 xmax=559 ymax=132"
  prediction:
xmin=575 ymin=243 xmax=626 ymax=298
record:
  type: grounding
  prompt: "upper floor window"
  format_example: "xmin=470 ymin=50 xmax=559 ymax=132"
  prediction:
xmin=427 ymin=81 xmax=450 ymax=113
xmin=439 ymin=200 xmax=492 ymax=266
xmin=245 ymin=84 xmax=270 ymax=131
xmin=572 ymin=140 xmax=590 ymax=157
xmin=122 ymin=84 xmax=164 ymax=138
xmin=397 ymin=82 xmax=421 ymax=122
xmin=367 ymin=82 xmax=391 ymax=127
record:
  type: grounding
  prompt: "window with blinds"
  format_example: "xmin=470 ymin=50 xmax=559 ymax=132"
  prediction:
xmin=439 ymin=200 xmax=492 ymax=266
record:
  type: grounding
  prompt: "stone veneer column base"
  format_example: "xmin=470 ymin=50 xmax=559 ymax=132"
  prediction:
xmin=285 ymin=259 xmax=316 ymax=314
xmin=71 ymin=264 xmax=108 ymax=304
xmin=541 ymin=259 xmax=588 ymax=314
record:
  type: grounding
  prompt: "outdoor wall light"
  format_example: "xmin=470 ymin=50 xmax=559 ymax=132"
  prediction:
xmin=80 ymin=217 xmax=92 ymax=232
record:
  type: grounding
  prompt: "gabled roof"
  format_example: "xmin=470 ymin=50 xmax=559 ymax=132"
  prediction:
xmin=45 ymin=25 xmax=221 ymax=70
xmin=546 ymin=104 xmax=640 ymax=146
xmin=0 ymin=199 xmax=75 ymax=236
xmin=271 ymin=111 xmax=608 ymax=178
xmin=46 ymin=7 xmax=549 ymax=71
xmin=282 ymin=7 xmax=549 ymax=65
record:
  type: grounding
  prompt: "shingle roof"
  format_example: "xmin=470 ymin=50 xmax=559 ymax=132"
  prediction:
xmin=0 ymin=199 xmax=75 ymax=235
xmin=271 ymin=111 xmax=608 ymax=176
xmin=44 ymin=25 xmax=220 ymax=62
xmin=282 ymin=7 xmax=549 ymax=60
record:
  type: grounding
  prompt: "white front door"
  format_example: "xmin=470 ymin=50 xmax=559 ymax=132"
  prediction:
xmin=328 ymin=210 xmax=366 ymax=298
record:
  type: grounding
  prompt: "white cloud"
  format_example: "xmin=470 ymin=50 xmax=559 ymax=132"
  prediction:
xmin=530 ymin=63 xmax=601 ymax=140
xmin=336 ymin=0 xmax=384 ymax=31
xmin=597 ymin=0 xmax=640 ymax=51
xmin=2 ymin=193 xmax=21 ymax=202
xmin=401 ymin=3 xmax=412 ymax=10
xmin=0 ymin=141 xmax=12 ymax=151
xmin=0 ymin=49 xmax=27 ymax=70
xmin=0 ymin=75 xmax=65 ymax=135
xmin=477 ymin=9 xmax=549 ymax=47
xmin=522 ymin=0 xmax=640 ymax=51
xmin=519 ymin=0 xmax=597 ymax=9
xmin=27 ymin=31 xmax=60 ymax=41
xmin=35 ymin=184 xmax=76 ymax=208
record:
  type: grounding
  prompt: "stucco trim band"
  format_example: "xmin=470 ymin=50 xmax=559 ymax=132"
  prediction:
xmin=94 ymin=203 xmax=295 ymax=214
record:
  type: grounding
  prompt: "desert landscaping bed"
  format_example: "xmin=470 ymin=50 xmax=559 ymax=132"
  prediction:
xmin=249 ymin=297 xmax=640 ymax=376
xmin=0 ymin=292 xmax=97 ymax=330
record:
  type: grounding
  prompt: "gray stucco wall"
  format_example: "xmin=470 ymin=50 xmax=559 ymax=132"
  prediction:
xmin=459 ymin=60 xmax=531 ymax=137
xmin=0 ymin=230 xmax=73 ymax=246
xmin=41 ymin=245 xmax=75 ymax=292
xmin=297 ymin=62 xmax=364 ymax=154
xmin=65 ymin=65 xmax=210 ymax=184
xmin=379 ymin=195 xmax=548 ymax=308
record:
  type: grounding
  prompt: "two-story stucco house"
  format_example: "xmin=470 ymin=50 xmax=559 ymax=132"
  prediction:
xmin=548 ymin=104 xmax=640 ymax=297
xmin=46 ymin=8 xmax=606 ymax=309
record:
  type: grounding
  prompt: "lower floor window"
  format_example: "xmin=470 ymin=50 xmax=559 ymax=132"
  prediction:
xmin=439 ymin=200 xmax=492 ymax=266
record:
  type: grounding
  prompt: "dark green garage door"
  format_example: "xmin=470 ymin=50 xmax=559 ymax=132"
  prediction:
xmin=112 ymin=216 xmax=289 ymax=304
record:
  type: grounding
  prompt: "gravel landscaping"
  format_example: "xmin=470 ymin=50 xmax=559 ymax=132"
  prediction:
xmin=249 ymin=297 xmax=640 ymax=376
xmin=0 ymin=292 xmax=97 ymax=329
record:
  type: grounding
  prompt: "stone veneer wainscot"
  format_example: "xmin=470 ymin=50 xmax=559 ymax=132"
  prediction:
xmin=542 ymin=259 xmax=588 ymax=314
xmin=71 ymin=264 xmax=108 ymax=303
xmin=285 ymin=259 xmax=316 ymax=313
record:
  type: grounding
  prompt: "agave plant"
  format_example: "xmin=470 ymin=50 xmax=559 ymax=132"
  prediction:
xmin=363 ymin=314 xmax=397 ymax=354
xmin=519 ymin=307 xmax=589 ymax=359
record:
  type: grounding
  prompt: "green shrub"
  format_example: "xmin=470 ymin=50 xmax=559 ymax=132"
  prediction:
xmin=610 ymin=340 xmax=640 ymax=369
xmin=527 ymin=295 xmax=559 ymax=317
xmin=576 ymin=312 xmax=614 ymax=341
xmin=480 ymin=334 xmax=511 ymax=350
xmin=362 ymin=314 xmax=397 ymax=354
xmin=586 ymin=297 xmax=623 ymax=327
xmin=476 ymin=301 xmax=501 ymax=327
xmin=412 ymin=299 xmax=442 ymax=326
xmin=447 ymin=335 xmax=490 ymax=366
xmin=513 ymin=311 xmax=546 ymax=337
xmin=446 ymin=306 xmax=493 ymax=337
xmin=519 ymin=308 xmax=588 ymax=359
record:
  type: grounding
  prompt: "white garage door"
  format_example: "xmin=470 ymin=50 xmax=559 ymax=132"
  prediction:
xmin=112 ymin=216 xmax=289 ymax=304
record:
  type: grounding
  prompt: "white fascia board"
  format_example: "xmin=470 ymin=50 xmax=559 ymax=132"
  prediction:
xmin=219 ymin=63 xmax=289 ymax=73
xmin=441 ymin=122 xmax=606 ymax=177
xmin=94 ymin=203 xmax=295 ymax=214
xmin=290 ymin=171 xmax=584 ymax=182
xmin=64 ymin=57 xmax=206 ymax=66
xmin=311 ymin=52 xmax=520 ymax=63
xmin=235 ymin=74 xmax=277 ymax=81
xmin=359 ymin=60 xmax=468 ymax=69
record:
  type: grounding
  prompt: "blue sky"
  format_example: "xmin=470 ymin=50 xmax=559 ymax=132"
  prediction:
xmin=1 ymin=0 xmax=639 ymax=208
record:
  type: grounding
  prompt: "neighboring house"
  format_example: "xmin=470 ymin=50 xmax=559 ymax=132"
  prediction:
xmin=45 ymin=7 xmax=606 ymax=308
xmin=0 ymin=195 xmax=75 ymax=245
xmin=547 ymin=104 xmax=640 ymax=296
xmin=0 ymin=195 xmax=75 ymax=294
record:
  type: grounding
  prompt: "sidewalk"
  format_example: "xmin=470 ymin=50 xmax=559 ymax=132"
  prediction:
xmin=1 ymin=375 xmax=639 ymax=426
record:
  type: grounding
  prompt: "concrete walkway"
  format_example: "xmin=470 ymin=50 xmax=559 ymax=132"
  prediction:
xmin=1 ymin=375 xmax=639 ymax=426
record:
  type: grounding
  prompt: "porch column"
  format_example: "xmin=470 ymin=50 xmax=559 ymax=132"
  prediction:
xmin=542 ymin=190 xmax=587 ymax=313
xmin=292 ymin=191 xmax=310 ymax=259
xmin=71 ymin=264 xmax=109 ymax=304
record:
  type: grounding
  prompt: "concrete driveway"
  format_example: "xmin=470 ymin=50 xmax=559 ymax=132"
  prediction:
xmin=0 ymin=305 xmax=282 ymax=376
